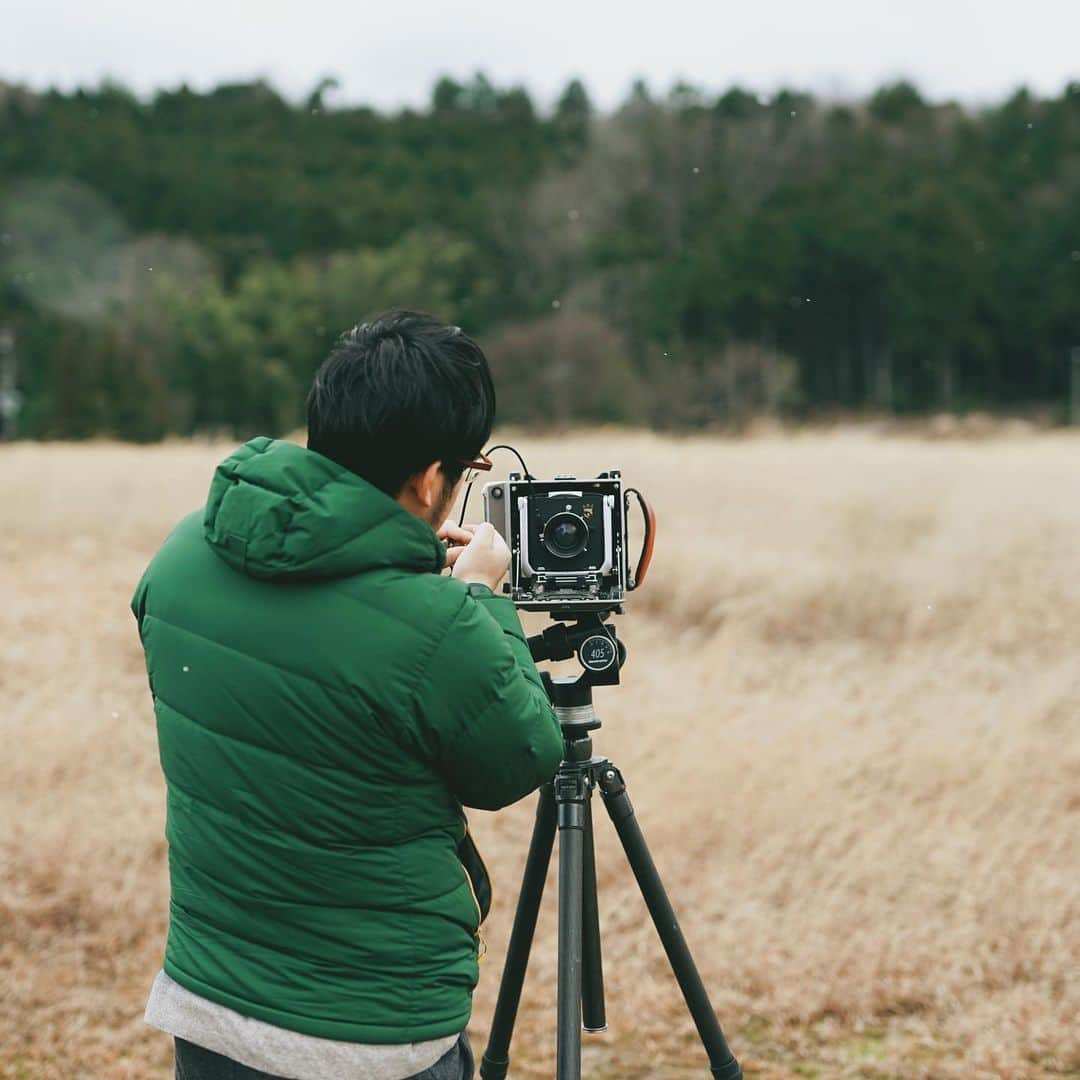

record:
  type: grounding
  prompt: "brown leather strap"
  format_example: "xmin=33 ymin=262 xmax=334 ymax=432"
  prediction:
xmin=626 ymin=488 xmax=656 ymax=590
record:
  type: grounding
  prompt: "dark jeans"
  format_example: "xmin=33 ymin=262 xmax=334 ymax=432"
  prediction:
xmin=174 ymin=1032 xmax=474 ymax=1080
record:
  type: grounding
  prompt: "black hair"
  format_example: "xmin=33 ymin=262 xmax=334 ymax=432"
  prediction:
xmin=306 ymin=310 xmax=496 ymax=496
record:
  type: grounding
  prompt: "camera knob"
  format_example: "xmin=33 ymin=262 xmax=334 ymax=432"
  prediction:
xmin=578 ymin=633 xmax=618 ymax=672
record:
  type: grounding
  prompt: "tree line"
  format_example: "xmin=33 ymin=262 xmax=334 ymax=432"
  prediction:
xmin=1 ymin=73 xmax=1078 ymax=439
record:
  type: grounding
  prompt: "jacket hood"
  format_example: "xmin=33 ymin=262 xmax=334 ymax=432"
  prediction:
xmin=203 ymin=437 xmax=446 ymax=581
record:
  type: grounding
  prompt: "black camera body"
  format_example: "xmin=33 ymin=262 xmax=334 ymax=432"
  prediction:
xmin=482 ymin=471 xmax=629 ymax=613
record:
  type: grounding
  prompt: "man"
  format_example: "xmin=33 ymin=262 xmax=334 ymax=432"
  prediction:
xmin=130 ymin=310 xmax=565 ymax=1080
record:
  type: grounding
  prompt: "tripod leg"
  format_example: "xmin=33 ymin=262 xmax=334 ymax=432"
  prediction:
xmin=597 ymin=765 xmax=743 ymax=1080
xmin=580 ymin=795 xmax=606 ymax=1033
xmin=480 ymin=786 xmax=557 ymax=1080
xmin=554 ymin=769 xmax=588 ymax=1080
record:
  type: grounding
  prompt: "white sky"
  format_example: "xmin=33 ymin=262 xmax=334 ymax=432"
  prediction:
xmin=4 ymin=0 xmax=1078 ymax=111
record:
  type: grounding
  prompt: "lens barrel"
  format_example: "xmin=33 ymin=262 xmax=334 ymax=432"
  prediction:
xmin=542 ymin=512 xmax=590 ymax=559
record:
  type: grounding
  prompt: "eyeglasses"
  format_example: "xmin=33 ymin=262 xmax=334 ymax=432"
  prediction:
xmin=460 ymin=452 xmax=493 ymax=486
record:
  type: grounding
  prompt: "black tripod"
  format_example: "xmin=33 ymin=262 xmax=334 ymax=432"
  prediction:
xmin=479 ymin=613 xmax=742 ymax=1080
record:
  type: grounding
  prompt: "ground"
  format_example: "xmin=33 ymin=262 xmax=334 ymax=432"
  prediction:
xmin=1 ymin=427 xmax=1077 ymax=1079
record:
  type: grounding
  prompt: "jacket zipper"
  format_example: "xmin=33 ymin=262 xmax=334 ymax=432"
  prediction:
xmin=462 ymin=826 xmax=490 ymax=960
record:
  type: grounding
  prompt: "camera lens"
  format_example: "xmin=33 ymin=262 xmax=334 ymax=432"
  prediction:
xmin=542 ymin=512 xmax=589 ymax=559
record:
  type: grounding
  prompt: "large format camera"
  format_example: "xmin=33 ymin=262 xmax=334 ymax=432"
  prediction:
xmin=482 ymin=470 xmax=653 ymax=613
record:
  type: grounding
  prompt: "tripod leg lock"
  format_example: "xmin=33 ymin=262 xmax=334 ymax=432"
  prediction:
xmin=553 ymin=770 xmax=589 ymax=831
xmin=596 ymin=764 xmax=634 ymax=822
xmin=479 ymin=1053 xmax=509 ymax=1080
xmin=712 ymin=1060 xmax=744 ymax=1079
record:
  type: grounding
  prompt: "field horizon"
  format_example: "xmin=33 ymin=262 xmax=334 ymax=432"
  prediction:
xmin=2 ymin=427 xmax=1077 ymax=1079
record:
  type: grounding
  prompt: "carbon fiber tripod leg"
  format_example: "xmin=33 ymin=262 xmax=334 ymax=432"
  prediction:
xmin=479 ymin=787 xmax=557 ymax=1080
xmin=580 ymin=796 xmax=606 ymax=1033
xmin=597 ymin=764 xmax=743 ymax=1080
xmin=554 ymin=767 xmax=588 ymax=1080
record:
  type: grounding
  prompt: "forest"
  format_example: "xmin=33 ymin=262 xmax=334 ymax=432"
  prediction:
xmin=1 ymin=74 xmax=1078 ymax=439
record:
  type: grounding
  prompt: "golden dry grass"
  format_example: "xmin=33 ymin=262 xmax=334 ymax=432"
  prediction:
xmin=1 ymin=428 xmax=1078 ymax=1079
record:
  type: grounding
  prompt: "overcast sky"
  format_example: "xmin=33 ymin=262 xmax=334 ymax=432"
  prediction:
xmin=4 ymin=0 xmax=1078 ymax=111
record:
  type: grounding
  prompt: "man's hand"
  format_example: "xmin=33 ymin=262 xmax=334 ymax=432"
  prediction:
xmin=437 ymin=521 xmax=476 ymax=569
xmin=439 ymin=520 xmax=510 ymax=592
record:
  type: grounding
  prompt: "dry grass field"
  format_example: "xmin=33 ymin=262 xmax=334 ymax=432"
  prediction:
xmin=1 ymin=428 xmax=1078 ymax=1079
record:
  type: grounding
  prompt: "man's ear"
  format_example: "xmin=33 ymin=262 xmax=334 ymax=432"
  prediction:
xmin=409 ymin=461 xmax=444 ymax=509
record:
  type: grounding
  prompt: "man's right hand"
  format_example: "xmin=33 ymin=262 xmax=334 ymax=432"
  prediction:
xmin=449 ymin=522 xmax=511 ymax=593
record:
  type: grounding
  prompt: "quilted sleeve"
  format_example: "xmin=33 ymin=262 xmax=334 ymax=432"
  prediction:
xmin=411 ymin=586 xmax=563 ymax=810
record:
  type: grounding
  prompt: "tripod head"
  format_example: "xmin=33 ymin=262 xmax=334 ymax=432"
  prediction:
xmin=527 ymin=611 xmax=626 ymax=737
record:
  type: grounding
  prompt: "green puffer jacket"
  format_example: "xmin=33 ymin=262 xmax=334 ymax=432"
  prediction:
xmin=130 ymin=436 xmax=564 ymax=1044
